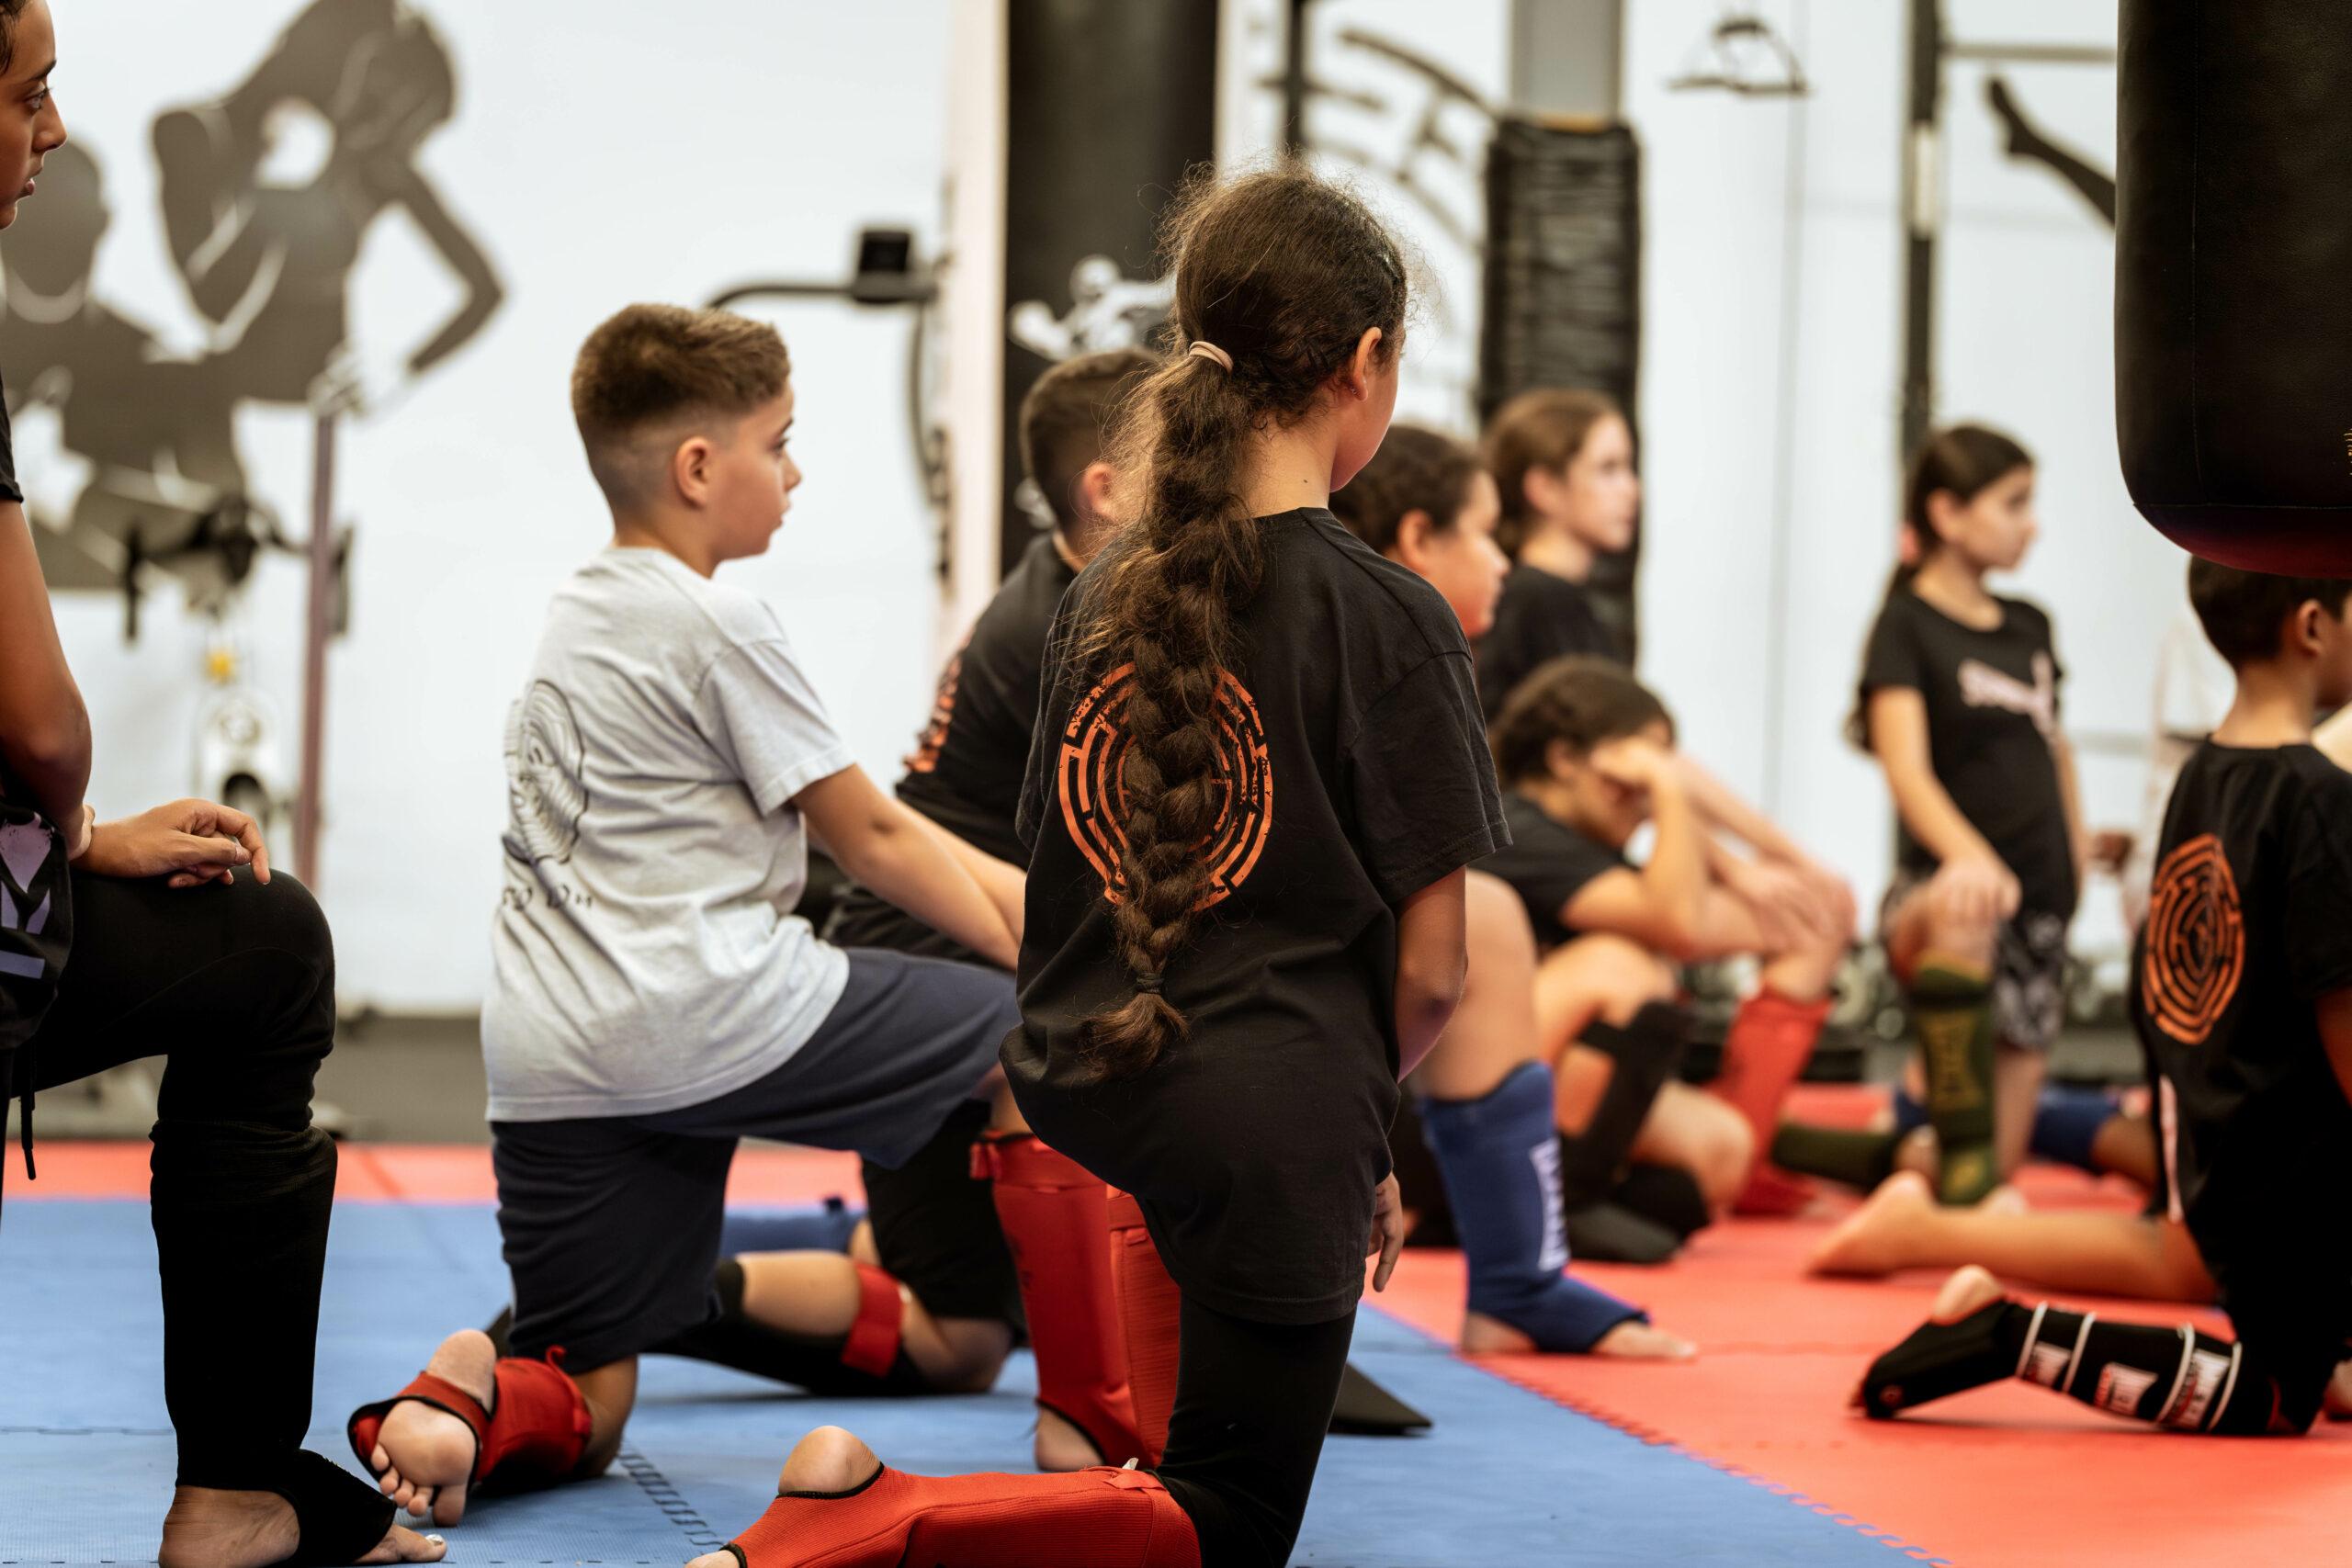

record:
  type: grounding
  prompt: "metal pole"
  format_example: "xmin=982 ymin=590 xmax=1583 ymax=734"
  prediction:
xmin=1898 ymin=0 xmax=1942 ymax=466
xmin=1282 ymin=0 xmax=1310 ymax=154
xmin=295 ymin=411 xmax=336 ymax=889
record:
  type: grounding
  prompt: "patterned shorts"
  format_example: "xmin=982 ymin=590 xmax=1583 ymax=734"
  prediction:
xmin=1879 ymin=869 xmax=2071 ymax=1052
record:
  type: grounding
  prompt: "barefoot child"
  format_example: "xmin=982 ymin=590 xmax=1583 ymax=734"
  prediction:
xmin=1861 ymin=560 xmax=2352 ymax=1434
xmin=348 ymin=305 xmax=1044 ymax=1527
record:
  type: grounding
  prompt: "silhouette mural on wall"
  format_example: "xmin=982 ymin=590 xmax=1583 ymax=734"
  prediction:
xmin=3 ymin=0 xmax=501 ymax=623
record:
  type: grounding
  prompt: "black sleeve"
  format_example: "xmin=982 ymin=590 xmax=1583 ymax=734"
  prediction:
xmin=2287 ymin=784 xmax=2352 ymax=999
xmin=1481 ymin=817 xmax=1626 ymax=934
xmin=1859 ymin=596 xmax=1926 ymax=695
xmin=1475 ymin=576 xmax=1617 ymax=722
xmin=0 ymin=375 xmax=20 ymax=503
xmin=1346 ymin=650 xmax=1508 ymax=904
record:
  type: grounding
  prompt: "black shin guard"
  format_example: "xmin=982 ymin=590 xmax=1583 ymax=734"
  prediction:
xmin=1912 ymin=963 xmax=1997 ymax=1205
xmin=1560 ymin=1002 xmax=1690 ymax=1211
xmin=649 ymin=1258 xmax=931 ymax=1397
xmin=1770 ymin=1122 xmax=1903 ymax=1190
xmin=1865 ymin=1297 xmax=2309 ymax=1435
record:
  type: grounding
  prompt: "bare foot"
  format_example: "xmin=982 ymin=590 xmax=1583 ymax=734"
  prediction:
xmin=684 ymin=1427 xmax=880 ymax=1568
xmin=1461 ymin=1310 xmax=1695 ymax=1360
xmin=1931 ymin=1264 xmax=2007 ymax=1323
xmin=1591 ymin=1321 xmax=1697 ymax=1360
xmin=1807 ymin=1169 xmax=1935 ymax=1278
xmin=1033 ymin=1405 xmax=1114 ymax=1472
xmin=159 ymin=1485 xmax=446 ymax=1567
xmin=1978 ymin=1185 xmax=2029 ymax=1217
xmin=369 ymin=1330 xmax=495 ymax=1527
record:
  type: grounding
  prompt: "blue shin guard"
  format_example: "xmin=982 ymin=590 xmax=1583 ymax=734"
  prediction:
xmin=1420 ymin=1063 xmax=1648 ymax=1352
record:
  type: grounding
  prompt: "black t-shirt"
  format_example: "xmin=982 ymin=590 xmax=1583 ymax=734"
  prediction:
xmin=2134 ymin=742 xmax=2352 ymax=1358
xmin=1860 ymin=591 xmax=2076 ymax=921
xmin=1480 ymin=791 xmax=1629 ymax=949
xmin=1474 ymin=564 xmax=1621 ymax=721
xmin=1004 ymin=508 xmax=1508 ymax=1324
xmin=826 ymin=534 xmax=1076 ymax=962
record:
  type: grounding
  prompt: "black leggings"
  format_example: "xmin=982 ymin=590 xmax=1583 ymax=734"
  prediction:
xmin=1156 ymin=1296 xmax=1355 ymax=1568
xmin=11 ymin=868 xmax=338 ymax=1490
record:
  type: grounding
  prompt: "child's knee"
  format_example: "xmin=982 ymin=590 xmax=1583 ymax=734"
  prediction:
xmin=1556 ymin=935 xmax=1677 ymax=1025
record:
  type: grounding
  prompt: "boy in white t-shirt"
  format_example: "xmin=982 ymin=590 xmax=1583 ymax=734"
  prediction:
xmin=345 ymin=305 xmax=1038 ymax=1527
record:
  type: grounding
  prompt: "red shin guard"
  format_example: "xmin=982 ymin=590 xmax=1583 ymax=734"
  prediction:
xmin=977 ymin=1133 xmax=1147 ymax=1466
xmin=346 ymin=1353 xmax=593 ymax=1494
xmin=1713 ymin=990 xmax=1833 ymax=1214
xmin=1106 ymin=1191 xmax=1182 ymax=1466
xmin=841 ymin=1263 xmax=907 ymax=1378
xmin=724 ymin=1463 xmax=1200 ymax=1568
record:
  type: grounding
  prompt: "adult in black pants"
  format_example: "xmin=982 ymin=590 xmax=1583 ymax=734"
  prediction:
xmin=0 ymin=8 xmax=441 ymax=1563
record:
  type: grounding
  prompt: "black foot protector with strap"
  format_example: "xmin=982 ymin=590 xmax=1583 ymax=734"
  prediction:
xmin=1560 ymin=1002 xmax=1692 ymax=1212
xmin=262 ymin=1449 xmax=398 ymax=1568
xmin=1859 ymin=1301 xmax=2028 ymax=1419
xmin=649 ymin=1258 xmax=931 ymax=1396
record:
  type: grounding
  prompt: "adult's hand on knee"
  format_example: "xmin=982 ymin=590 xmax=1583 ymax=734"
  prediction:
xmin=1367 ymin=1173 xmax=1405 ymax=1292
xmin=79 ymin=798 xmax=273 ymax=888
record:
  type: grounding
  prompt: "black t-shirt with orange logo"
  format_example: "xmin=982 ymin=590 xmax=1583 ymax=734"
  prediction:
xmin=1860 ymin=591 xmax=2077 ymax=922
xmin=825 ymin=533 xmax=1077 ymax=960
xmin=2135 ymin=741 xmax=2352 ymax=1365
xmin=1004 ymin=508 xmax=1508 ymax=1325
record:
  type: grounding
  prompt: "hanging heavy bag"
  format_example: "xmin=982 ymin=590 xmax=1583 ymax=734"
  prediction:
xmin=2116 ymin=1 xmax=2352 ymax=572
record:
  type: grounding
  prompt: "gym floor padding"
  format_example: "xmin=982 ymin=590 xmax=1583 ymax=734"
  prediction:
xmin=4 ymin=1138 xmax=2340 ymax=1566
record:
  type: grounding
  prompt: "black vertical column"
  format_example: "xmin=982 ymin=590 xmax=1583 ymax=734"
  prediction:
xmin=1001 ymin=0 xmax=1218 ymax=579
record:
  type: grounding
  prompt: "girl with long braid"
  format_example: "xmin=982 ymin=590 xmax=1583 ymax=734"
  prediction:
xmin=696 ymin=164 xmax=1506 ymax=1568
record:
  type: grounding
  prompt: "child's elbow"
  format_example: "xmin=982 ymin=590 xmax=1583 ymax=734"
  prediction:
xmin=1399 ymin=946 xmax=1469 ymax=1019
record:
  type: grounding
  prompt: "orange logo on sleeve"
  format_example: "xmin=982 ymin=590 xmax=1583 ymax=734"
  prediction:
xmin=2142 ymin=833 xmax=2245 ymax=1045
xmin=1057 ymin=662 xmax=1272 ymax=911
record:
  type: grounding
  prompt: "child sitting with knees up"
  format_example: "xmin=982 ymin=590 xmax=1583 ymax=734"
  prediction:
xmin=1476 ymin=655 xmax=1855 ymax=1245
xmin=1331 ymin=423 xmax=1692 ymax=1352
xmin=1860 ymin=559 xmax=2352 ymax=1436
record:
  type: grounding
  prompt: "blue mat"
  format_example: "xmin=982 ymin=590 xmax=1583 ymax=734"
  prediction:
xmin=2 ymin=1201 xmax=1900 ymax=1566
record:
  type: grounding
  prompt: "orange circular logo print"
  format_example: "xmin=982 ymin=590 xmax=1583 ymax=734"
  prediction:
xmin=2142 ymin=833 xmax=2245 ymax=1045
xmin=1057 ymin=662 xmax=1272 ymax=911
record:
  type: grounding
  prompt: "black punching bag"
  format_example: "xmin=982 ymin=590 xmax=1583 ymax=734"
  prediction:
xmin=2116 ymin=4 xmax=2352 ymax=571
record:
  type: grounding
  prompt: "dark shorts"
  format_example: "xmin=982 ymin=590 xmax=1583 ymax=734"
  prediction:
xmin=1881 ymin=870 xmax=2072 ymax=1052
xmin=491 ymin=948 xmax=1017 ymax=1368
xmin=860 ymin=1099 xmax=1023 ymax=1327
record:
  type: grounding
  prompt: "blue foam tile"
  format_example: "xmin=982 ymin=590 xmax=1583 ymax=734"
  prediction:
xmin=4 ymin=1201 xmax=1909 ymax=1566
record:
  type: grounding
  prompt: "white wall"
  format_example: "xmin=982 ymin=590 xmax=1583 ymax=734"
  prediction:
xmin=32 ymin=2 xmax=956 ymax=1009
xmin=1624 ymin=0 xmax=2173 ymax=963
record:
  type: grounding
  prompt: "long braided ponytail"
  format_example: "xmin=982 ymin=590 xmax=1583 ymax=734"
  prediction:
xmin=1068 ymin=164 xmax=1408 ymax=1081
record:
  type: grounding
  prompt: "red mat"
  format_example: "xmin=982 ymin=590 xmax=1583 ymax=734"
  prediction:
xmin=1371 ymin=1169 xmax=2350 ymax=1566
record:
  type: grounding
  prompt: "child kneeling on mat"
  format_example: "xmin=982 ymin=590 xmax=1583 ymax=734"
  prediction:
xmin=1861 ymin=560 xmax=2352 ymax=1434
xmin=348 ymin=304 xmax=1057 ymax=1529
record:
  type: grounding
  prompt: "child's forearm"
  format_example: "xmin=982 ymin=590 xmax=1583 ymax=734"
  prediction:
xmin=1639 ymin=773 xmax=1708 ymax=938
xmin=842 ymin=804 xmax=1020 ymax=969
xmin=1679 ymin=755 xmax=1807 ymax=864
xmin=913 ymin=813 xmax=1024 ymax=950
xmin=1885 ymin=764 xmax=1998 ymax=867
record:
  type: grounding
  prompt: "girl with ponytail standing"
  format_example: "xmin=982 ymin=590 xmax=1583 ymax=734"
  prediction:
xmin=1838 ymin=426 xmax=2085 ymax=1208
xmin=698 ymin=165 xmax=1506 ymax=1568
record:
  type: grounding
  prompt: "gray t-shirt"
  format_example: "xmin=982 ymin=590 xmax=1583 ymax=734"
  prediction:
xmin=483 ymin=547 xmax=853 ymax=1122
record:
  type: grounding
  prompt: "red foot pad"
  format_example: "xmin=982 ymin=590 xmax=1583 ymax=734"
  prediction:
xmin=1107 ymin=1191 xmax=1182 ymax=1467
xmin=841 ymin=1264 xmax=905 ymax=1379
xmin=978 ymin=1134 xmax=1147 ymax=1466
xmin=345 ymin=1354 xmax=593 ymax=1494
xmin=1732 ymin=1163 xmax=1817 ymax=1217
xmin=725 ymin=1463 xmax=1200 ymax=1568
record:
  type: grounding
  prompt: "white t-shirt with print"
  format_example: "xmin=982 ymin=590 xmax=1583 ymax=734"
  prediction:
xmin=483 ymin=547 xmax=853 ymax=1122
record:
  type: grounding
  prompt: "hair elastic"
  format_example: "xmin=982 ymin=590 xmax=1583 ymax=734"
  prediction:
xmin=1186 ymin=341 xmax=1234 ymax=373
xmin=1133 ymin=972 xmax=1166 ymax=995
